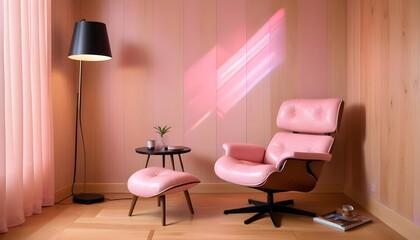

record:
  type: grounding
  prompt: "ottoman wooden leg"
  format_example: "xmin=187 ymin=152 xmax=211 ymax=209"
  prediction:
xmin=184 ymin=190 xmax=194 ymax=214
xmin=129 ymin=195 xmax=138 ymax=216
xmin=160 ymin=195 xmax=166 ymax=226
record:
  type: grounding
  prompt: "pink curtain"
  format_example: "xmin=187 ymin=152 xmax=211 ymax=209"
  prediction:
xmin=0 ymin=0 xmax=54 ymax=233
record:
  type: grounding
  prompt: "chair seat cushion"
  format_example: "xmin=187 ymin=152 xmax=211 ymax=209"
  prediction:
xmin=128 ymin=167 xmax=200 ymax=198
xmin=214 ymin=156 xmax=277 ymax=187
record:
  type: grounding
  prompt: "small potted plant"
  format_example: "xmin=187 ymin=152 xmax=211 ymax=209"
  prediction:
xmin=154 ymin=125 xmax=171 ymax=150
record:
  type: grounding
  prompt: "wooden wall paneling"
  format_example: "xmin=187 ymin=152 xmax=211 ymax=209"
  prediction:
xmin=414 ymin=0 xmax=420 ymax=226
xmin=183 ymin=0 xmax=217 ymax=181
xmin=92 ymin=0 xmax=113 ymax=183
xmin=51 ymin=0 xmax=81 ymax=191
xmin=345 ymin=0 xmax=363 ymax=192
xmin=283 ymin=0 xmax=298 ymax=101
xmin=381 ymin=0 xmax=399 ymax=213
xmin=216 ymin=0 xmax=247 ymax=157
xmin=103 ymin=0 xmax=126 ymax=182
xmin=343 ymin=0 xmax=352 ymax=189
xmin=83 ymin=0 xmax=106 ymax=183
xmin=327 ymin=0 xmax=347 ymax=98
xmin=153 ymin=0 xmax=184 ymax=149
xmin=392 ymin=0 xmax=417 ymax=220
xmin=140 ymin=0 xmax=158 ymax=168
xmin=360 ymin=0 xmax=382 ymax=201
xmin=78 ymin=0 xmax=101 ymax=183
xmin=296 ymin=0 xmax=328 ymax=98
xmin=379 ymin=0 xmax=396 ymax=211
xmin=70 ymin=0 xmax=82 ymax=187
xmin=245 ymin=0 xmax=271 ymax=147
xmin=382 ymin=0 xmax=414 ymax=219
xmin=406 ymin=0 xmax=420 ymax=223
xmin=346 ymin=0 xmax=420 ymax=229
xmin=269 ymin=0 xmax=286 ymax=134
xmin=320 ymin=0 xmax=347 ymax=185
xmin=381 ymin=0 xmax=394 ymax=215
xmin=123 ymin=0 xmax=152 ymax=176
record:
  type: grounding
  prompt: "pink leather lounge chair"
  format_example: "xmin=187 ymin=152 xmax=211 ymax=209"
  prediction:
xmin=214 ymin=98 xmax=343 ymax=227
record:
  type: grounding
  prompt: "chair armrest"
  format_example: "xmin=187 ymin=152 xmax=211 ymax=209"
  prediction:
xmin=223 ymin=143 xmax=266 ymax=163
xmin=291 ymin=152 xmax=332 ymax=161
xmin=275 ymin=152 xmax=331 ymax=169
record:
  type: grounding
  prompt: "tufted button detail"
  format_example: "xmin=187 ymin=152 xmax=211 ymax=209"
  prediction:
xmin=277 ymin=99 xmax=342 ymax=134
xmin=287 ymin=106 xmax=296 ymax=118
xmin=313 ymin=107 xmax=323 ymax=119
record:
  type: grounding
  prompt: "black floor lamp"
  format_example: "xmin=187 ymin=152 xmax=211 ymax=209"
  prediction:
xmin=68 ymin=20 xmax=112 ymax=204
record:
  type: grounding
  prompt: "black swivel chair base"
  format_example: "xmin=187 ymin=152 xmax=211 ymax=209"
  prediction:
xmin=223 ymin=192 xmax=316 ymax=228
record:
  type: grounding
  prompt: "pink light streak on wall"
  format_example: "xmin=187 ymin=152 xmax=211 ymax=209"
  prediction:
xmin=185 ymin=48 xmax=217 ymax=134
xmin=184 ymin=8 xmax=286 ymax=136
xmin=217 ymin=8 xmax=285 ymax=116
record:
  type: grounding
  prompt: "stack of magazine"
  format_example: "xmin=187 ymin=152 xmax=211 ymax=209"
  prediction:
xmin=313 ymin=210 xmax=372 ymax=231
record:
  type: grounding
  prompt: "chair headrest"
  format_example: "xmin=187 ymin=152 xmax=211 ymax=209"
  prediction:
xmin=277 ymin=98 xmax=343 ymax=134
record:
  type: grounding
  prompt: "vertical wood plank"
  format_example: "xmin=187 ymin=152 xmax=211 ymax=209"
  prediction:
xmin=346 ymin=0 xmax=365 ymax=194
xmin=89 ymin=0 xmax=109 ymax=183
xmin=296 ymin=0 xmax=328 ymax=98
xmin=184 ymin=0 xmax=217 ymax=180
xmin=381 ymin=0 xmax=397 ymax=214
xmin=101 ymin=0 xmax=126 ymax=182
xmin=321 ymin=0 xmax=347 ymax=184
xmin=153 ymin=0 xmax=184 ymax=147
xmin=360 ymin=0 xmax=381 ymax=201
xmin=413 ymin=0 xmax=420 ymax=226
xmin=245 ymin=0 xmax=271 ymax=147
xmin=216 ymin=0 xmax=247 ymax=157
xmin=123 ymin=0 xmax=153 ymax=176
xmin=51 ymin=0 xmax=81 ymax=190
xmin=92 ymin=0 xmax=113 ymax=183
xmin=79 ymin=0 xmax=101 ymax=183
xmin=403 ymin=0 xmax=418 ymax=221
xmin=269 ymin=0 xmax=286 ymax=134
xmin=283 ymin=0 xmax=298 ymax=100
xmin=393 ymin=0 xmax=415 ymax=220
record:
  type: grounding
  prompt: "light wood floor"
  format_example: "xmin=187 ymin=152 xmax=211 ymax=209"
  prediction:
xmin=0 ymin=193 xmax=405 ymax=240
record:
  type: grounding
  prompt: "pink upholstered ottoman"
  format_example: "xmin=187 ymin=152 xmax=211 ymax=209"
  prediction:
xmin=127 ymin=167 xmax=200 ymax=226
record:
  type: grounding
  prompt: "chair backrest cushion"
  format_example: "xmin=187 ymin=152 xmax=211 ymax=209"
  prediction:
xmin=277 ymin=98 xmax=342 ymax=134
xmin=263 ymin=132 xmax=334 ymax=166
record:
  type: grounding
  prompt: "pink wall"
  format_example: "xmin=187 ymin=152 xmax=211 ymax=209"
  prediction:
xmin=52 ymin=0 xmax=346 ymax=191
xmin=297 ymin=0 xmax=328 ymax=97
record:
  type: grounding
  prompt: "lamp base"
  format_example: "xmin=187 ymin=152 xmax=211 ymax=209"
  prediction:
xmin=73 ymin=193 xmax=105 ymax=204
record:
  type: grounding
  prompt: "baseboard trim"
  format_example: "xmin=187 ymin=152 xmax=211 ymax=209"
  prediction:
xmin=54 ymin=185 xmax=72 ymax=203
xmin=312 ymin=183 xmax=344 ymax=193
xmin=55 ymin=183 xmax=343 ymax=202
xmin=345 ymin=186 xmax=420 ymax=239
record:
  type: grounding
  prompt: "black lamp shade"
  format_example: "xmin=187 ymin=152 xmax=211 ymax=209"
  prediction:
xmin=68 ymin=20 xmax=112 ymax=61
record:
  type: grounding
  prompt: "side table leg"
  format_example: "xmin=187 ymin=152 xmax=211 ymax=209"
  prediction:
xmin=162 ymin=155 xmax=165 ymax=168
xmin=145 ymin=155 xmax=151 ymax=168
xmin=170 ymin=155 xmax=175 ymax=170
xmin=178 ymin=154 xmax=185 ymax=172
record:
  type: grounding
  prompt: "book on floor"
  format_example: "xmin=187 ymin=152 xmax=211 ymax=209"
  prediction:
xmin=313 ymin=210 xmax=372 ymax=231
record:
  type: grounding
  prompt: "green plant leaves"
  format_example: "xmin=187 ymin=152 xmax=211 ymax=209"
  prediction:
xmin=154 ymin=125 xmax=171 ymax=137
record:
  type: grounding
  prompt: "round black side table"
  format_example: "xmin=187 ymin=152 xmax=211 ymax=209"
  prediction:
xmin=135 ymin=146 xmax=191 ymax=171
